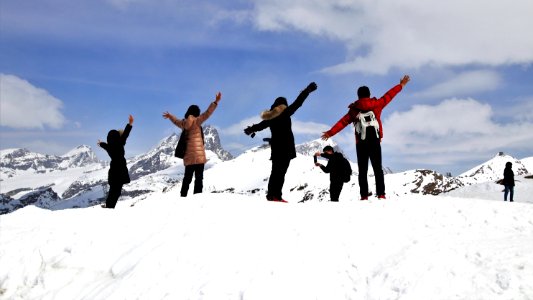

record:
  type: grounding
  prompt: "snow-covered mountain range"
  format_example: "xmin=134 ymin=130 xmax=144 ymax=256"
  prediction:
xmin=1 ymin=127 xmax=531 ymax=214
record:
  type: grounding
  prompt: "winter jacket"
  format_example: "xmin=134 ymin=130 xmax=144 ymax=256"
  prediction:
xmin=99 ymin=124 xmax=132 ymax=185
xmin=503 ymin=166 xmax=515 ymax=186
xmin=172 ymin=102 xmax=218 ymax=166
xmin=325 ymin=84 xmax=403 ymax=143
xmin=319 ymin=152 xmax=347 ymax=182
xmin=247 ymin=88 xmax=313 ymax=161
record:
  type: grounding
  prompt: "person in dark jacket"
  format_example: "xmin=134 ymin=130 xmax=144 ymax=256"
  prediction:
xmin=314 ymin=146 xmax=348 ymax=202
xmin=503 ymin=161 xmax=515 ymax=202
xmin=322 ymin=75 xmax=410 ymax=200
xmin=163 ymin=92 xmax=221 ymax=197
xmin=244 ymin=82 xmax=318 ymax=202
xmin=98 ymin=115 xmax=134 ymax=208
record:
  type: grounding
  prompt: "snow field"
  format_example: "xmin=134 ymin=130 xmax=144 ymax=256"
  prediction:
xmin=1 ymin=192 xmax=533 ymax=299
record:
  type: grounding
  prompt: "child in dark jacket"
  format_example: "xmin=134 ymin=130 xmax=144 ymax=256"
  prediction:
xmin=314 ymin=146 xmax=348 ymax=202
xmin=503 ymin=161 xmax=515 ymax=202
xmin=98 ymin=115 xmax=134 ymax=208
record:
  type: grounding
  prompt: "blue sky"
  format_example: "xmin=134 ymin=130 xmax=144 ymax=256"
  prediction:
xmin=1 ymin=0 xmax=532 ymax=175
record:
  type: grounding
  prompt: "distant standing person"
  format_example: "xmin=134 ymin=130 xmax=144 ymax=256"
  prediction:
xmin=163 ymin=92 xmax=222 ymax=197
xmin=322 ymin=75 xmax=410 ymax=200
xmin=314 ymin=146 xmax=351 ymax=202
xmin=244 ymin=82 xmax=318 ymax=202
xmin=98 ymin=115 xmax=134 ymax=208
xmin=503 ymin=162 xmax=515 ymax=202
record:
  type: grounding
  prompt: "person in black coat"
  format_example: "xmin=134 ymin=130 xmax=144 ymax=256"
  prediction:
xmin=98 ymin=115 xmax=134 ymax=208
xmin=314 ymin=146 xmax=348 ymax=202
xmin=244 ymin=82 xmax=318 ymax=202
xmin=503 ymin=161 xmax=515 ymax=202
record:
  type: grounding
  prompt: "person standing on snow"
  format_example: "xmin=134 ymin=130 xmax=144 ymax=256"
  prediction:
xmin=314 ymin=145 xmax=351 ymax=202
xmin=503 ymin=161 xmax=515 ymax=202
xmin=163 ymin=92 xmax=222 ymax=197
xmin=244 ymin=82 xmax=318 ymax=202
xmin=98 ymin=115 xmax=134 ymax=208
xmin=321 ymin=75 xmax=410 ymax=200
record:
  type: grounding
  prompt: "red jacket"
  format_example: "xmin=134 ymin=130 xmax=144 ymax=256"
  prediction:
xmin=325 ymin=84 xmax=403 ymax=143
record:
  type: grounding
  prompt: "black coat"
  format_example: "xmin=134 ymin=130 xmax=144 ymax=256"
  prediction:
xmin=100 ymin=124 xmax=132 ymax=185
xmin=320 ymin=152 xmax=346 ymax=182
xmin=503 ymin=166 xmax=515 ymax=186
xmin=248 ymin=89 xmax=312 ymax=160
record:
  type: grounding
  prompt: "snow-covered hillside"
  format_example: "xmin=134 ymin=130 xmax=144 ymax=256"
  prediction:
xmin=1 ymin=136 xmax=531 ymax=214
xmin=0 ymin=126 xmax=230 ymax=214
xmin=457 ymin=152 xmax=529 ymax=185
xmin=1 ymin=192 xmax=533 ymax=299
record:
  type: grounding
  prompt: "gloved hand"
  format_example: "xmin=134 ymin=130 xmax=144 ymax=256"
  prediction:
xmin=305 ymin=82 xmax=318 ymax=93
xmin=244 ymin=126 xmax=255 ymax=137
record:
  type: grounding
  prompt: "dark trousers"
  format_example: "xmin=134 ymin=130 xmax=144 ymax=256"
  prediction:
xmin=356 ymin=139 xmax=385 ymax=197
xmin=330 ymin=180 xmax=344 ymax=202
xmin=106 ymin=183 xmax=124 ymax=208
xmin=504 ymin=185 xmax=514 ymax=201
xmin=267 ymin=159 xmax=291 ymax=200
xmin=181 ymin=164 xmax=205 ymax=197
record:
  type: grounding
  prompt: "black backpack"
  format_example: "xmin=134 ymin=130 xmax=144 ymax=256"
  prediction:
xmin=339 ymin=154 xmax=352 ymax=183
xmin=174 ymin=126 xmax=205 ymax=159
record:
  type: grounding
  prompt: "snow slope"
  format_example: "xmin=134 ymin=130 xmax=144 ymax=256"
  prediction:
xmin=445 ymin=175 xmax=533 ymax=203
xmin=1 ymin=192 xmax=533 ymax=300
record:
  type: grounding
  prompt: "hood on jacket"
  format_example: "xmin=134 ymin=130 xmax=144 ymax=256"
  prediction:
xmin=261 ymin=104 xmax=287 ymax=120
xmin=261 ymin=97 xmax=288 ymax=120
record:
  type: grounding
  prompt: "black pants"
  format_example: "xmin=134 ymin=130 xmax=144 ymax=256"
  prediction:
xmin=356 ymin=139 xmax=385 ymax=197
xmin=106 ymin=183 xmax=124 ymax=208
xmin=330 ymin=180 xmax=344 ymax=202
xmin=267 ymin=159 xmax=291 ymax=200
xmin=181 ymin=164 xmax=205 ymax=197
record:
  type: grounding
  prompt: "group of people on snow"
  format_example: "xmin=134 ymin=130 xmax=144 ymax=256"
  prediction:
xmin=96 ymin=74 xmax=519 ymax=208
xmin=98 ymin=76 xmax=410 ymax=207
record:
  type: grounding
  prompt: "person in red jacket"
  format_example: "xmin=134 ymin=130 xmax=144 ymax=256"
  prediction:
xmin=322 ymin=75 xmax=410 ymax=200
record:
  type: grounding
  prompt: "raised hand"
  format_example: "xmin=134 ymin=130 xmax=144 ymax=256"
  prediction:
xmin=400 ymin=75 xmax=410 ymax=87
xmin=128 ymin=114 xmax=134 ymax=125
xmin=321 ymin=132 xmax=331 ymax=141
xmin=215 ymin=92 xmax=222 ymax=103
xmin=306 ymin=82 xmax=318 ymax=93
xmin=162 ymin=111 xmax=174 ymax=120
xmin=244 ymin=126 xmax=254 ymax=136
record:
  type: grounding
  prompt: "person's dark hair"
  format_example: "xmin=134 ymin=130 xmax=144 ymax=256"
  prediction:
xmin=357 ymin=86 xmax=371 ymax=99
xmin=270 ymin=97 xmax=288 ymax=110
xmin=323 ymin=145 xmax=334 ymax=153
xmin=184 ymin=105 xmax=200 ymax=118
xmin=107 ymin=130 xmax=120 ymax=145
xmin=506 ymin=162 xmax=512 ymax=168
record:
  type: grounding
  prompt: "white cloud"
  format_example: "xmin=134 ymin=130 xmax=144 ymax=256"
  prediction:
xmin=413 ymin=70 xmax=503 ymax=99
xmin=382 ymin=98 xmax=533 ymax=165
xmin=0 ymin=74 xmax=66 ymax=129
xmin=247 ymin=0 xmax=533 ymax=74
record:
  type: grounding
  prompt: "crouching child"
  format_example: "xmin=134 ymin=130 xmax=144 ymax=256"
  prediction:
xmin=314 ymin=146 xmax=351 ymax=202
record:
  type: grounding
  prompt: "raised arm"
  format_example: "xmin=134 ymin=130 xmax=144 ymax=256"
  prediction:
xmin=97 ymin=139 xmax=108 ymax=151
xmin=120 ymin=115 xmax=133 ymax=145
xmin=197 ymin=92 xmax=221 ymax=125
xmin=353 ymin=75 xmax=409 ymax=111
xmin=321 ymin=112 xmax=354 ymax=140
xmin=285 ymin=82 xmax=318 ymax=116
xmin=163 ymin=111 xmax=186 ymax=129
xmin=244 ymin=119 xmax=270 ymax=137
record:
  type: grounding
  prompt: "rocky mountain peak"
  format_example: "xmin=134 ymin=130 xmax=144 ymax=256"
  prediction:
xmin=203 ymin=125 xmax=233 ymax=161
